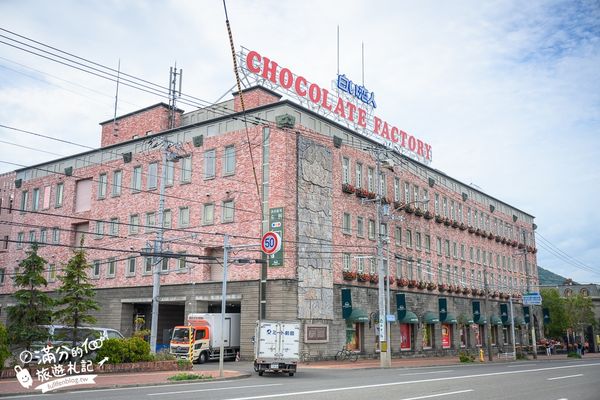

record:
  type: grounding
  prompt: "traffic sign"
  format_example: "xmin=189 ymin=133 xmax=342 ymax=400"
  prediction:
xmin=261 ymin=231 xmax=281 ymax=255
xmin=523 ymin=293 xmax=542 ymax=305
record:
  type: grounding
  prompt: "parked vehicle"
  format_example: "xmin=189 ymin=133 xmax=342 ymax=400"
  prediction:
xmin=253 ymin=320 xmax=300 ymax=376
xmin=169 ymin=313 xmax=240 ymax=364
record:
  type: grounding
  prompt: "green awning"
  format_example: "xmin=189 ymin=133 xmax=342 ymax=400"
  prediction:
xmin=513 ymin=316 xmax=526 ymax=326
xmin=347 ymin=308 xmax=369 ymax=323
xmin=423 ymin=311 xmax=439 ymax=324
xmin=477 ymin=314 xmax=488 ymax=325
xmin=398 ymin=311 xmax=419 ymax=324
xmin=490 ymin=315 xmax=503 ymax=326
xmin=458 ymin=313 xmax=474 ymax=325
xmin=441 ymin=312 xmax=458 ymax=324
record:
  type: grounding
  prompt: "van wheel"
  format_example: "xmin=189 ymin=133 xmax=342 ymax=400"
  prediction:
xmin=258 ymin=370 xmax=264 ymax=376
xmin=289 ymin=372 xmax=294 ymax=376
xmin=198 ymin=352 xmax=208 ymax=364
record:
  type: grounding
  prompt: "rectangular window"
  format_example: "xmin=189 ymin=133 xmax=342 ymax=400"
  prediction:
xmin=405 ymin=230 xmax=412 ymax=248
xmin=147 ymin=162 xmax=158 ymax=190
xmin=458 ymin=203 xmax=463 ymax=222
xmin=370 ymin=258 xmax=376 ymax=274
xmin=129 ymin=214 xmax=140 ymax=234
xmin=177 ymin=252 xmax=187 ymax=271
xmin=39 ymin=229 xmax=47 ymax=245
xmin=368 ymin=219 xmax=375 ymax=240
xmin=0 ymin=268 xmax=5 ymax=285
xmin=131 ymin=166 xmax=142 ymax=192
xmin=342 ymin=157 xmax=350 ymax=184
xmin=204 ymin=150 xmax=216 ymax=179
xmin=396 ymin=258 xmax=403 ymax=278
xmin=107 ymin=258 xmax=116 ymax=277
xmin=48 ymin=264 xmax=56 ymax=283
xmin=379 ymin=173 xmax=387 ymax=196
xmin=425 ymin=235 xmax=431 ymax=252
xmin=165 ymin=160 xmax=174 ymax=186
xmin=415 ymin=232 xmax=422 ymax=250
xmin=443 ymin=197 xmax=448 ymax=217
xmin=222 ymin=200 xmax=234 ymax=223
xmin=144 ymin=250 xmax=152 ymax=274
xmin=453 ymin=242 xmax=458 ymax=259
xmin=357 ymin=216 xmax=364 ymax=237
xmin=42 ymin=185 xmax=51 ymax=209
xmin=445 ymin=240 xmax=451 ymax=257
xmin=461 ymin=244 xmax=465 ymax=260
xmin=355 ymin=163 xmax=363 ymax=189
xmin=422 ymin=189 xmax=429 ymax=211
xmin=110 ymin=218 xmax=119 ymax=236
xmin=181 ymin=156 xmax=192 ymax=183
xmin=163 ymin=209 xmax=172 ymax=229
xmin=161 ymin=258 xmax=169 ymax=273
xmin=55 ymin=183 xmax=64 ymax=207
xmin=357 ymin=257 xmax=364 ymax=273
xmin=423 ymin=324 xmax=434 ymax=348
xmin=179 ymin=207 xmax=190 ymax=228
xmin=223 ymin=145 xmax=236 ymax=175
xmin=95 ymin=221 xmax=104 ymax=239
xmin=146 ymin=212 xmax=156 ymax=232
xmin=98 ymin=173 xmax=107 ymax=199
xmin=469 ymin=247 xmax=474 ymax=262
xmin=127 ymin=257 xmax=136 ymax=276
xmin=52 ymin=228 xmax=60 ymax=244
xmin=342 ymin=213 xmax=351 ymax=234
xmin=342 ymin=253 xmax=351 ymax=271
xmin=112 ymin=170 xmax=122 ymax=196
xmin=437 ymin=263 xmax=443 ymax=284
xmin=367 ymin=167 xmax=374 ymax=192
xmin=436 ymin=237 xmax=442 ymax=255
xmin=20 ymin=190 xmax=28 ymax=212
xmin=394 ymin=178 xmax=400 ymax=202
xmin=32 ymin=188 xmax=40 ymax=211
xmin=92 ymin=260 xmax=101 ymax=278
xmin=395 ymin=226 xmax=402 ymax=246
xmin=404 ymin=182 xmax=410 ymax=202
xmin=476 ymin=248 xmax=481 ymax=264
xmin=203 ymin=203 xmax=214 ymax=225
xmin=434 ymin=193 xmax=439 ymax=214
xmin=29 ymin=230 xmax=36 ymax=244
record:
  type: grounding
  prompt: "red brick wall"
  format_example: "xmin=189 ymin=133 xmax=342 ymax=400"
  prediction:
xmin=100 ymin=104 xmax=182 ymax=147
xmin=233 ymin=87 xmax=281 ymax=112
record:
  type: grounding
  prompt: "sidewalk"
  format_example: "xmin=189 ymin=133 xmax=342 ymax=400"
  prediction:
xmin=2 ymin=352 xmax=598 ymax=397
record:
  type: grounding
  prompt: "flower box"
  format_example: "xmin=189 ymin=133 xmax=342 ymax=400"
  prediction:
xmin=438 ymin=283 xmax=448 ymax=292
xmin=405 ymin=205 xmax=415 ymax=214
xmin=414 ymin=208 xmax=424 ymax=217
xmin=462 ymin=287 xmax=471 ymax=295
xmin=394 ymin=201 xmax=405 ymax=210
xmin=443 ymin=217 xmax=451 ymax=226
xmin=370 ymin=274 xmax=379 ymax=284
xmin=518 ymin=243 xmax=525 ymax=249
xmin=398 ymin=277 xmax=409 ymax=287
xmin=358 ymin=273 xmax=370 ymax=282
xmin=511 ymin=240 xmax=518 ymax=247
xmin=501 ymin=237 xmax=507 ymax=244
xmin=459 ymin=223 xmax=467 ymax=231
xmin=454 ymin=286 xmax=462 ymax=294
xmin=468 ymin=227 xmax=475 ymax=234
xmin=424 ymin=211 xmax=434 ymax=220
xmin=435 ymin=215 xmax=444 ymax=223
xmin=342 ymin=183 xmax=356 ymax=194
xmin=495 ymin=235 xmax=501 ymax=242
xmin=487 ymin=232 xmax=494 ymax=240
xmin=381 ymin=196 xmax=391 ymax=205
xmin=408 ymin=279 xmax=417 ymax=288
xmin=426 ymin=282 xmax=437 ymax=291
xmin=343 ymin=271 xmax=357 ymax=281
xmin=417 ymin=281 xmax=427 ymax=290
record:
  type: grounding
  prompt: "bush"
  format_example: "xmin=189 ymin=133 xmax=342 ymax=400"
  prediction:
xmin=177 ymin=358 xmax=192 ymax=370
xmin=0 ymin=323 xmax=10 ymax=368
xmin=154 ymin=349 xmax=176 ymax=361
xmin=168 ymin=372 xmax=212 ymax=381
xmin=567 ymin=352 xmax=582 ymax=359
xmin=458 ymin=351 xmax=475 ymax=363
xmin=516 ymin=352 xmax=528 ymax=360
xmin=95 ymin=337 xmax=153 ymax=364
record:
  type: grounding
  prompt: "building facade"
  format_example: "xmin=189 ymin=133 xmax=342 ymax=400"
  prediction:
xmin=0 ymin=82 xmax=540 ymax=359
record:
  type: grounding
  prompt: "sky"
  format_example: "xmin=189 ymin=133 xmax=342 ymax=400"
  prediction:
xmin=0 ymin=0 xmax=599 ymax=284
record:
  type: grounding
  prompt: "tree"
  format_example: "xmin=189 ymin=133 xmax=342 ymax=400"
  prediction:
xmin=564 ymin=293 xmax=597 ymax=342
xmin=54 ymin=243 xmax=100 ymax=348
xmin=0 ymin=323 xmax=10 ymax=368
xmin=540 ymin=288 xmax=569 ymax=339
xmin=7 ymin=243 xmax=54 ymax=352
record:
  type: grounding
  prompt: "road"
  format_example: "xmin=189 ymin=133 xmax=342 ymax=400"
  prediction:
xmin=4 ymin=359 xmax=599 ymax=400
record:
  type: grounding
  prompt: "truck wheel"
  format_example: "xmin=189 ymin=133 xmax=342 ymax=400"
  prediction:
xmin=198 ymin=352 xmax=208 ymax=364
xmin=258 ymin=370 xmax=264 ymax=376
xmin=289 ymin=372 xmax=294 ymax=376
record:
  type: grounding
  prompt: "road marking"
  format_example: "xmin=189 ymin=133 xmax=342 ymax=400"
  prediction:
xmin=400 ymin=370 xmax=454 ymax=376
xmin=395 ymin=390 xmax=473 ymax=400
xmin=547 ymin=374 xmax=583 ymax=381
xmin=147 ymin=383 xmax=283 ymax=396
xmin=219 ymin=363 xmax=600 ymax=400
xmin=508 ymin=363 xmax=537 ymax=367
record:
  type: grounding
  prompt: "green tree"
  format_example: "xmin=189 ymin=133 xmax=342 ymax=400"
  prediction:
xmin=564 ymin=293 xmax=597 ymax=340
xmin=541 ymin=288 xmax=569 ymax=338
xmin=54 ymin=244 xmax=100 ymax=347
xmin=7 ymin=243 xmax=54 ymax=352
xmin=0 ymin=323 xmax=11 ymax=368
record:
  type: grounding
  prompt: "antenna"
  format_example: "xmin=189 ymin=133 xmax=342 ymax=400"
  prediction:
xmin=112 ymin=59 xmax=121 ymax=136
xmin=361 ymin=42 xmax=364 ymax=86
xmin=168 ymin=64 xmax=183 ymax=130
xmin=337 ymin=25 xmax=340 ymax=76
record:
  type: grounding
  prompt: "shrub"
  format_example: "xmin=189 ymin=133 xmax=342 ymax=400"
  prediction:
xmin=458 ymin=351 xmax=475 ymax=363
xmin=516 ymin=352 xmax=528 ymax=360
xmin=154 ymin=349 xmax=176 ymax=361
xmin=177 ymin=358 xmax=192 ymax=370
xmin=95 ymin=337 xmax=153 ymax=364
xmin=567 ymin=352 xmax=582 ymax=359
xmin=0 ymin=323 xmax=10 ymax=368
xmin=168 ymin=372 xmax=212 ymax=381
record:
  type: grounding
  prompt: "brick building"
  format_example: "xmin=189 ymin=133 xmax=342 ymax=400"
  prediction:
xmin=0 ymin=81 xmax=540 ymax=359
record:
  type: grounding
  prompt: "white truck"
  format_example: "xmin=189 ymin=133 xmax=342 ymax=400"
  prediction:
xmin=253 ymin=320 xmax=301 ymax=376
xmin=170 ymin=313 xmax=240 ymax=364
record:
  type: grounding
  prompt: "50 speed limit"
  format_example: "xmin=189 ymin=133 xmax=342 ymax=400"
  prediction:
xmin=261 ymin=231 xmax=281 ymax=255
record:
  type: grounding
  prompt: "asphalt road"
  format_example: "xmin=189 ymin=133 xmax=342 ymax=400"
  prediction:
xmin=5 ymin=359 xmax=599 ymax=400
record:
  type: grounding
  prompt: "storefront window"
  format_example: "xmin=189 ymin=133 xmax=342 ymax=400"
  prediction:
xmin=423 ymin=324 xmax=434 ymax=349
xmin=400 ymin=324 xmax=413 ymax=350
xmin=491 ymin=326 xmax=498 ymax=345
xmin=502 ymin=326 xmax=509 ymax=345
xmin=474 ymin=324 xmax=484 ymax=346
xmin=460 ymin=325 xmax=469 ymax=348
xmin=442 ymin=324 xmax=452 ymax=349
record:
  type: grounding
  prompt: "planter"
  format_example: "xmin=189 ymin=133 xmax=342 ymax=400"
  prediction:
xmin=462 ymin=287 xmax=471 ymax=295
xmin=435 ymin=215 xmax=444 ymax=224
xmin=408 ymin=280 xmax=417 ymax=288
xmin=342 ymin=183 xmax=356 ymax=194
xmin=385 ymin=276 xmax=395 ymax=285
xmin=495 ymin=235 xmax=501 ymax=242
xmin=356 ymin=188 xmax=369 ymax=198
xmin=443 ymin=218 xmax=451 ymax=226
xmin=394 ymin=201 xmax=405 ymax=210
xmin=459 ymin=223 xmax=467 ymax=231
xmin=381 ymin=196 xmax=391 ymax=205
xmin=487 ymin=233 xmax=494 ymax=240
xmin=370 ymin=274 xmax=379 ymax=284
xmin=414 ymin=208 xmax=424 ymax=217
xmin=468 ymin=227 xmax=475 ymax=234
xmin=424 ymin=211 xmax=434 ymax=220
xmin=427 ymin=283 xmax=437 ymax=291
xmin=343 ymin=271 xmax=357 ymax=281
xmin=451 ymin=220 xmax=459 ymax=228
xmin=438 ymin=283 xmax=448 ymax=292
xmin=358 ymin=273 xmax=370 ymax=282
xmin=367 ymin=191 xmax=377 ymax=200
xmin=454 ymin=287 xmax=462 ymax=294
xmin=518 ymin=243 xmax=525 ymax=249
xmin=405 ymin=205 xmax=415 ymax=214
xmin=417 ymin=281 xmax=427 ymax=290
xmin=398 ymin=278 xmax=409 ymax=287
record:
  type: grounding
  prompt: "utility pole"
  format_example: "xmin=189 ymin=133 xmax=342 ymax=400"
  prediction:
xmin=525 ymin=249 xmax=537 ymax=359
xmin=219 ymin=235 xmax=229 ymax=378
xmin=509 ymin=294 xmax=516 ymax=360
xmin=483 ymin=267 xmax=493 ymax=361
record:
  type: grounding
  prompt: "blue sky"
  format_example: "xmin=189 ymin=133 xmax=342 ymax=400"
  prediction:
xmin=0 ymin=0 xmax=598 ymax=283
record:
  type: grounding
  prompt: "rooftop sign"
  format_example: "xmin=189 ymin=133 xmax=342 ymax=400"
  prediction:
xmin=239 ymin=48 xmax=432 ymax=164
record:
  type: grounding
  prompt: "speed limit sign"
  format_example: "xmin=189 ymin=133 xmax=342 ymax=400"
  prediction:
xmin=261 ymin=231 xmax=281 ymax=255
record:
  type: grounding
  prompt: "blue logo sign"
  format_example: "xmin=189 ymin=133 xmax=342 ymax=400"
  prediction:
xmin=337 ymin=74 xmax=376 ymax=108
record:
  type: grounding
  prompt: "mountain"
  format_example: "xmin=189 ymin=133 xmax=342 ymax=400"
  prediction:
xmin=538 ymin=266 xmax=577 ymax=286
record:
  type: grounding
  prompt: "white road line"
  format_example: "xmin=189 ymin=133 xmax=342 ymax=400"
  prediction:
xmin=400 ymin=370 xmax=454 ymax=376
xmin=218 ymin=363 xmax=600 ymax=400
xmin=147 ymin=383 xmax=283 ymax=396
xmin=547 ymin=374 xmax=583 ymax=381
xmin=508 ymin=363 xmax=537 ymax=367
xmin=401 ymin=390 xmax=474 ymax=400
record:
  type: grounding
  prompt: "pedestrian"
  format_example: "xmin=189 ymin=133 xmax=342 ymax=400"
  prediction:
xmin=581 ymin=342 xmax=585 ymax=356
xmin=549 ymin=340 xmax=555 ymax=355
xmin=576 ymin=342 xmax=582 ymax=356
xmin=546 ymin=342 xmax=551 ymax=357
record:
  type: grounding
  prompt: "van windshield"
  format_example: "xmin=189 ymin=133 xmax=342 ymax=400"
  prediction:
xmin=171 ymin=328 xmax=191 ymax=342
